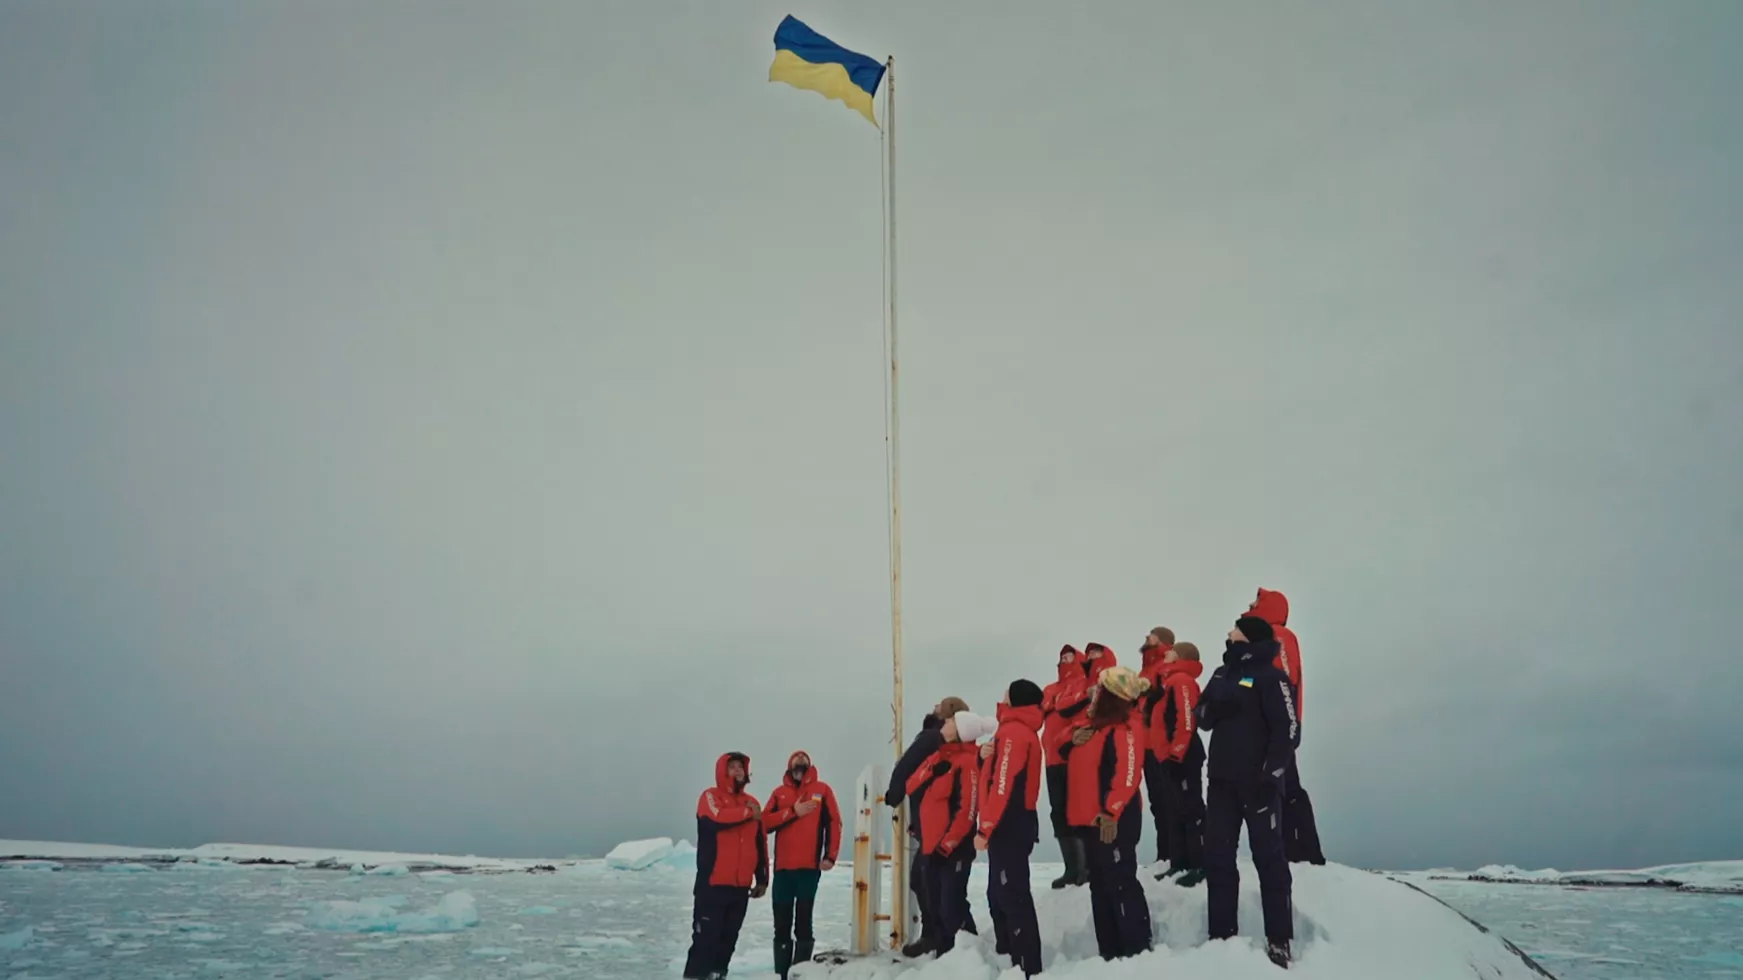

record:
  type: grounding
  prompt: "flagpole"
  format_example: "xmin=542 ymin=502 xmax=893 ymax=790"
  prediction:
xmin=881 ymin=54 xmax=909 ymax=951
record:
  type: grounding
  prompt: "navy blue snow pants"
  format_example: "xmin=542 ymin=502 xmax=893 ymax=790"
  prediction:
xmin=1084 ymin=806 xmax=1152 ymax=960
xmin=1205 ymin=777 xmax=1293 ymax=942
xmin=986 ymin=810 xmax=1043 ymax=976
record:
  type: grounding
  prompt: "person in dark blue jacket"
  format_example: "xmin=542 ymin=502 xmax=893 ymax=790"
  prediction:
xmin=1196 ymin=616 xmax=1299 ymax=970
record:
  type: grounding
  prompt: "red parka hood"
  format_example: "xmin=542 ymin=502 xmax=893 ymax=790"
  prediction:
xmin=1140 ymin=641 xmax=1173 ymax=672
xmin=1056 ymin=645 xmax=1086 ymax=682
xmin=996 ymin=702 xmax=1046 ymax=732
xmin=783 ymin=752 xmax=819 ymax=789
xmin=1248 ymin=588 xmax=1290 ymax=626
xmin=714 ymin=752 xmax=752 ymax=793
xmin=1084 ymin=643 xmax=1118 ymax=680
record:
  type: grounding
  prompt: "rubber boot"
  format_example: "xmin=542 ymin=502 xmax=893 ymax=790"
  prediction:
xmin=1050 ymin=836 xmax=1088 ymax=889
xmin=1267 ymin=939 xmax=1292 ymax=969
xmin=774 ymin=940 xmax=793 ymax=980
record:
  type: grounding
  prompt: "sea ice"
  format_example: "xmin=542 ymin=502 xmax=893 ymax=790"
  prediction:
xmin=307 ymin=891 xmax=480 ymax=934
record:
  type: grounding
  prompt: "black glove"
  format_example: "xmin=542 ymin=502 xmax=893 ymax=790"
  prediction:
xmin=929 ymin=760 xmax=952 ymax=778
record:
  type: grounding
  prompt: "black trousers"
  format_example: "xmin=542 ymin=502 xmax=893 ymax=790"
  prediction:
xmin=1282 ymin=755 xmax=1326 ymax=864
xmin=1144 ymin=756 xmax=1169 ymax=862
xmin=986 ymin=811 xmax=1043 ymax=976
xmin=1160 ymin=747 xmax=1206 ymax=870
xmin=1045 ymin=764 xmax=1069 ymax=838
xmin=1083 ymin=806 xmax=1152 ymax=960
xmin=684 ymin=884 xmax=750 ymax=979
xmin=922 ymin=849 xmax=976 ymax=953
xmin=1205 ymin=777 xmax=1292 ymax=943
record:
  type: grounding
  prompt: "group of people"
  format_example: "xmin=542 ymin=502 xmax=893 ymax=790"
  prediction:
xmin=682 ymin=588 xmax=1325 ymax=980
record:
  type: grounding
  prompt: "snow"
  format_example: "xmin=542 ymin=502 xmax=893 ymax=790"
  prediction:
xmin=1421 ymin=860 xmax=1743 ymax=895
xmin=790 ymin=863 xmax=1549 ymax=980
xmin=4 ymin=835 xmax=1739 ymax=979
xmin=0 ymin=839 xmax=543 ymax=873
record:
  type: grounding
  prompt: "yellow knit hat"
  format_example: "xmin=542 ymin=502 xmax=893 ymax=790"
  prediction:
xmin=1098 ymin=665 xmax=1150 ymax=702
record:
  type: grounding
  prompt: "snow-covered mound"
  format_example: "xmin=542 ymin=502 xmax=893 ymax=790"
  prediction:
xmin=604 ymin=837 xmax=698 ymax=872
xmin=1421 ymin=859 xmax=1743 ymax=894
xmin=793 ymin=863 xmax=1553 ymax=980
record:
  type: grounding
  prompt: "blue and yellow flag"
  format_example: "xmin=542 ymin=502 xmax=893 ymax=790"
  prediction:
xmin=768 ymin=15 xmax=886 ymax=126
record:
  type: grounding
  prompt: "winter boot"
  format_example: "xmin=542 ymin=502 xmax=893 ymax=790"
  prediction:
xmin=1154 ymin=864 xmax=1185 ymax=881
xmin=900 ymin=935 xmax=936 ymax=959
xmin=1266 ymin=939 xmax=1291 ymax=969
xmin=774 ymin=939 xmax=793 ymax=980
xmin=1050 ymin=837 xmax=1087 ymax=889
xmin=1175 ymin=867 xmax=1206 ymax=888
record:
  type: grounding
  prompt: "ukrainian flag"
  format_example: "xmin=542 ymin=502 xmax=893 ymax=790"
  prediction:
xmin=768 ymin=15 xmax=886 ymax=126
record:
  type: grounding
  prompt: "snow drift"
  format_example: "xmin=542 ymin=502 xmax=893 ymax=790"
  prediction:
xmin=792 ymin=863 xmax=1554 ymax=980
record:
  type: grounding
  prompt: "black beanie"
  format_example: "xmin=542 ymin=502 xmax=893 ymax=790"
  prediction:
xmin=1007 ymin=679 xmax=1044 ymax=708
xmin=1235 ymin=616 xmax=1275 ymax=645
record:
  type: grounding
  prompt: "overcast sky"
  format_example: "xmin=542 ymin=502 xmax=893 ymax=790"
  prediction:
xmin=2 ymin=0 xmax=1740 ymax=871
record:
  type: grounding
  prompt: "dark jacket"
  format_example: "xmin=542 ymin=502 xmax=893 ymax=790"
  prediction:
xmin=885 ymin=716 xmax=945 ymax=836
xmin=1196 ymin=640 xmax=1299 ymax=785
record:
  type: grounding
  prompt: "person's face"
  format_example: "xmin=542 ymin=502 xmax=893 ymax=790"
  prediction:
xmin=941 ymin=718 xmax=959 ymax=742
xmin=1141 ymin=633 xmax=1159 ymax=651
xmin=727 ymin=759 xmax=747 ymax=783
xmin=1228 ymin=626 xmax=1247 ymax=644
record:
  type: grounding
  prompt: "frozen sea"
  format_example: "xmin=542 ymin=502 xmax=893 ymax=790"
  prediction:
xmin=2 ymin=859 xmax=1739 ymax=979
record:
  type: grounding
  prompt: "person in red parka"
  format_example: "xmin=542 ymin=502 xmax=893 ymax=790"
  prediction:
xmin=761 ymin=751 xmax=841 ymax=980
xmin=1041 ymin=645 xmax=1089 ymax=888
xmin=1062 ymin=665 xmax=1153 ymax=962
xmin=901 ymin=711 xmax=989 ymax=960
xmin=1136 ymin=627 xmax=1176 ymax=863
xmin=1247 ymin=587 xmax=1326 ymax=865
xmin=1046 ymin=642 xmax=1116 ymax=888
xmin=974 ymin=680 xmax=1046 ymax=977
xmin=685 ymin=752 xmax=769 ymax=980
xmin=1149 ymin=641 xmax=1207 ymax=884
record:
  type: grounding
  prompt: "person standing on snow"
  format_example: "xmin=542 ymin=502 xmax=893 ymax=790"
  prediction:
xmin=885 ymin=696 xmax=975 ymax=944
xmin=901 ymin=710 xmax=990 ymax=960
xmin=1047 ymin=643 xmax=1117 ymax=888
xmin=974 ymin=680 xmax=1046 ymax=977
xmin=684 ymin=752 xmax=769 ymax=980
xmin=1041 ymin=646 xmax=1089 ymax=888
xmin=1062 ymin=663 xmax=1153 ymax=961
xmin=1197 ymin=616 xmax=1298 ymax=969
xmin=1136 ymin=627 xmax=1176 ymax=863
xmin=1149 ymin=641 xmax=1207 ymax=885
xmin=761 ymin=751 xmax=843 ymax=980
xmin=1246 ymin=588 xmax=1325 ymax=865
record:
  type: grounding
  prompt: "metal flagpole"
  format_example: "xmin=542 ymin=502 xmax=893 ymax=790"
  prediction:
xmin=880 ymin=54 xmax=909 ymax=951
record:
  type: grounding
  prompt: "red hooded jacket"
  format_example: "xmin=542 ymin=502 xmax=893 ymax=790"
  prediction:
xmin=1146 ymin=660 xmax=1204 ymax=762
xmin=695 ymin=753 xmax=769 ymax=890
xmin=904 ymin=740 xmax=979 ymax=857
xmin=1041 ymin=646 xmax=1088 ymax=767
xmin=1138 ymin=639 xmax=1172 ymax=690
xmin=761 ymin=753 xmax=843 ymax=872
xmin=1249 ymin=588 xmax=1304 ymax=722
xmin=977 ymin=703 xmax=1044 ymax=840
xmin=1063 ymin=709 xmax=1145 ymax=829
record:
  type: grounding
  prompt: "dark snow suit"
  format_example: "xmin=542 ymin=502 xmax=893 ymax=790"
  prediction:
xmin=1197 ymin=639 xmax=1298 ymax=944
xmin=979 ymin=703 xmax=1046 ymax=976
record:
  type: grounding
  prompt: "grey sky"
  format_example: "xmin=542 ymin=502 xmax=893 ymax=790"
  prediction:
xmin=2 ymin=0 xmax=1740 ymax=871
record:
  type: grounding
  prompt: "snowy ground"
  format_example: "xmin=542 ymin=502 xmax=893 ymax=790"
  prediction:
xmin=1412 ymin=862 xmax=1743 ymax=894
xmin=2 ymin=842 xmax=1738 ymax=979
